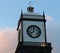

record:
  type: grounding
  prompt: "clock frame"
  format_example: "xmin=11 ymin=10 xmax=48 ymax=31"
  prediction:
xmin=27 ymin=25 xmax=41 ymax=38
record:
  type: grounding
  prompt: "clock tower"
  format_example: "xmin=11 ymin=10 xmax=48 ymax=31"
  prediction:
xmin=15 ymin=5 xmax=52 ymax=53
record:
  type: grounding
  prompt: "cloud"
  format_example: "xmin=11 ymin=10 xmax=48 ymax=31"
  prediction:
xmin=46 ymin=15 xmax=53 ymax=21
xmin=46 ymin=16 xmax=60 ymax=53
xmin=0 ymin=28 xmax=18 ymax=53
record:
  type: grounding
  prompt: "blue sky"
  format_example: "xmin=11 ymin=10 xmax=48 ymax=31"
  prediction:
xmin=0 ymin=0 xmax=60 ymax=28
xmin=0 ymin=0 xmax=60 ymax=53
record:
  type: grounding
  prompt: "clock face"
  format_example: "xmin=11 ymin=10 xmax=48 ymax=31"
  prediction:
xmin=27 ymin=25 xmax=41 ymax=38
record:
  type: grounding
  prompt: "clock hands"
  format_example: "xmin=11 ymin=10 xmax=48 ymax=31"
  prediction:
xmin=27 ymin=25 xmax=41 ymax=38
xmin=29 ymin=26 xmax=34 ymax=34
xmin=29 ymin=27 xmax=37 ymax=37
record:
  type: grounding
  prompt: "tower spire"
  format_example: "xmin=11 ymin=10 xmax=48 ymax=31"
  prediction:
xmin=29 ymin=1 xmax=32 ymax=7
xmin=43 ymin=11 xmax=45 ymax=18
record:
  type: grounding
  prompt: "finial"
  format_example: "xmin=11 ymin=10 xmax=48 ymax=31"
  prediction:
xmin=27 ymin=1 xmax=34 ymax=12
xmin=43 ymin=11 xmax=45 ymax=18
xmin=21 ymin=10 xmax=23 ymax=14
xmin=21 ymin=10 xmax=23 ymax=18
xmin=29 ymin=1 xmax=32 ymax=7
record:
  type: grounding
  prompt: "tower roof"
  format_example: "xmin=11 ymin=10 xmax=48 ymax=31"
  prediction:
xmin=27 ymin=7 xmax=34 ymax=12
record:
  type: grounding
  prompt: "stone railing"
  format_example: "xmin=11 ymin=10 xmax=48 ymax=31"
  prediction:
xmin=23 ymin=42 xmax=51 ymax=47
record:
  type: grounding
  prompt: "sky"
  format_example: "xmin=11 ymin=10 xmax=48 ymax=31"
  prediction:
xmin=0 ymin=0 xmax=60 ymax=53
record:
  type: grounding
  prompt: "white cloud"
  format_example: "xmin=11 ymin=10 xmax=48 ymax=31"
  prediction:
xmin=45 ymin=15 xmax=53 ymax=21
xmin=46 ymin=16 xmax=60 ymax=53
xmin=0 ymin=28 xmax=18 ymax=53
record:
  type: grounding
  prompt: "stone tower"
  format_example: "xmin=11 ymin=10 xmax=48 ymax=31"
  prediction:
xmin=15 ymin=4 xmax=52 ymax=53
